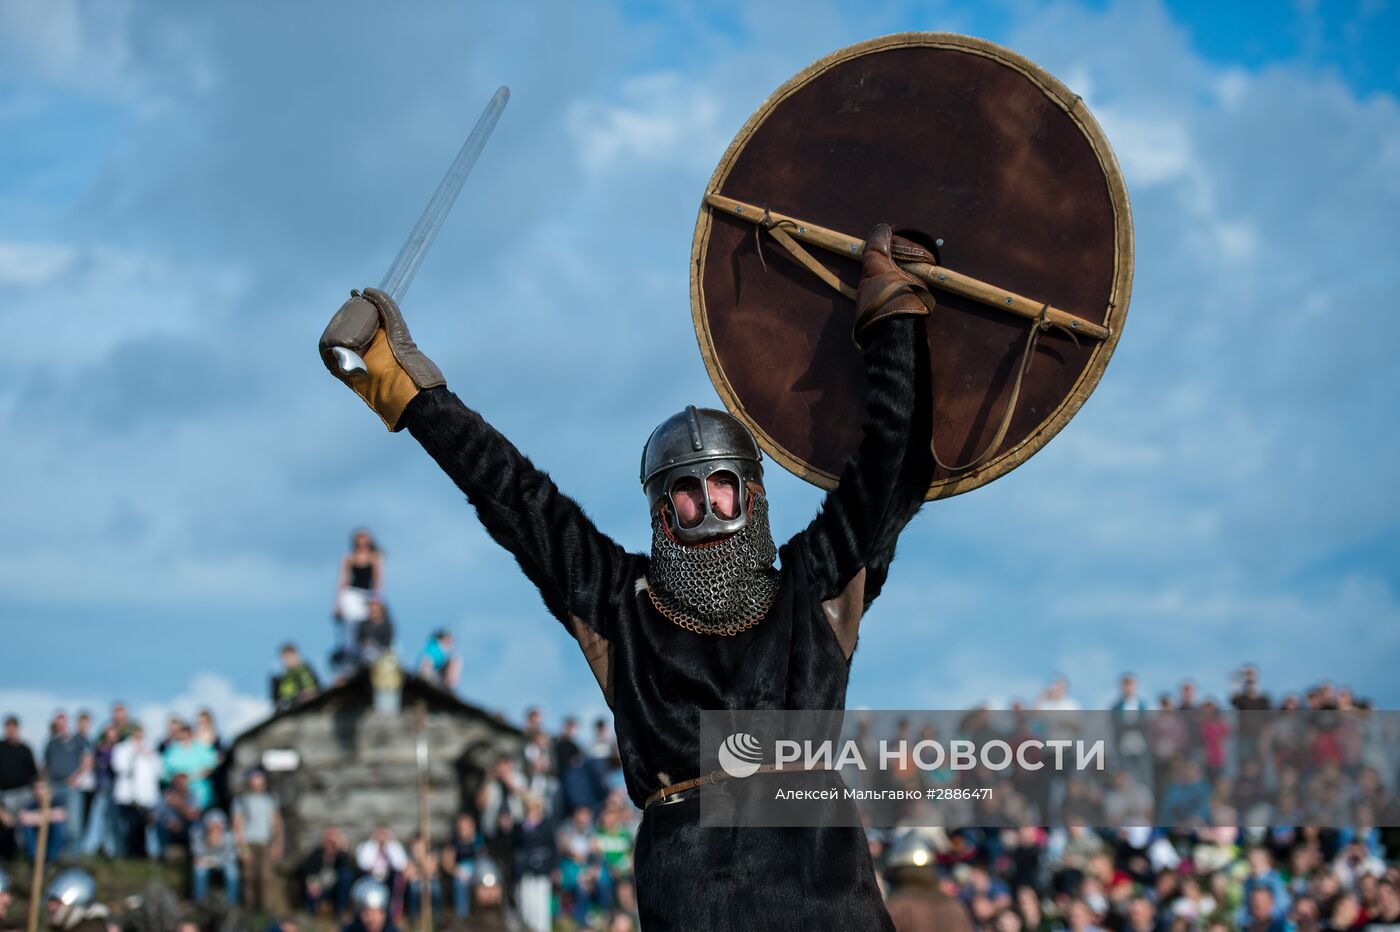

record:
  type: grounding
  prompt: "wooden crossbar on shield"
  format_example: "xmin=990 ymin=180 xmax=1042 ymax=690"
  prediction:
xmin=706 ymin=193 xmax=1110 ymax=344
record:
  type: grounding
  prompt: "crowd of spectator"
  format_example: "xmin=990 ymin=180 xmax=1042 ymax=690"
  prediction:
xmin=0 ymin=705 xmax=236 ymax=868
xmin=4 ymin=642 xmax=1399 ymax=931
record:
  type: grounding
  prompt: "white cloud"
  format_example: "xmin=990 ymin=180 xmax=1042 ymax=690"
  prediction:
xmin=0 ymin=242 xmax=76 ymax=287
xmin=567 ymin=71 xmax=724 ymax=175
xmin=1096 ymin=110 xmax=1195 ymax=187
xmin=134 ymin=672 xmax=272 ymax=738
xmin=0 ymin=672 xmax=271 ymax=742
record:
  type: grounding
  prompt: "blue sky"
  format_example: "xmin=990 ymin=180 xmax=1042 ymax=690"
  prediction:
xmin=2 ymin=0 xmax=1397 ymax=737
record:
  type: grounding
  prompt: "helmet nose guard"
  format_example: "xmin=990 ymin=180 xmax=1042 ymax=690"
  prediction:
xmin=640 ymin=405 xmax=764 ymax=543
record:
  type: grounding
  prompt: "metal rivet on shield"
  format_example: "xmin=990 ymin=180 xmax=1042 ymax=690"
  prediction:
xmin=937 ymin=274 xmax=946 ymax=282
xmin=736 ymin=207 xmax=743 ymax=214
xmin=1071 ymin=321 xmax=1079 ymax=329
xmin=1005 ymin=297 xmax=1013 ymax=305
xmin=935 ymin=238 xmax=944 ymax=247
xmin=798 ymin=227 xmax=806 ymax=234
xmin=849 ymin=244 xmax=858 ymax=252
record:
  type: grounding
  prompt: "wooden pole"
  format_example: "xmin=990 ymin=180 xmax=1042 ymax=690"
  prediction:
xmin=704 ymin=192 xmax=1111 ymax=342
xmin=415 ymin=702 xmax=432 ymax=932
xmin=25 ymin=783 xmax=50 ymax=932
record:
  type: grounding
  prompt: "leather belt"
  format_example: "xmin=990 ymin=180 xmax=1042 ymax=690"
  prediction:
xmin=643 ymin=764 xmax=827 ymax=810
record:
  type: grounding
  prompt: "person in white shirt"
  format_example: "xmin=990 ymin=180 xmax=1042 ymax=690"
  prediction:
xmin=111 ymin=724 xmax=162 ymax=858
xmin=356 ymin=827 xmax=409 ymax=884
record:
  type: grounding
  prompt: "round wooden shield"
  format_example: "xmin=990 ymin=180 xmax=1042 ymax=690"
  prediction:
xmin=691 ymin=33 xmax=1133 ymax=499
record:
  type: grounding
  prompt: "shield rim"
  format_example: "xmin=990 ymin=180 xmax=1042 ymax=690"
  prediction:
xmin=689 ymin=31 xmax=1135 ymax=500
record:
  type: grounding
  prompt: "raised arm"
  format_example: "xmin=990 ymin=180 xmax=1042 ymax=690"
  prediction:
xmin=400 ymin=386 xmax=634 ymax=636
xmin=319 ymin=288 xmax=629 ymax=703
xmin=792 ymin=225 xmax=936 ymax=618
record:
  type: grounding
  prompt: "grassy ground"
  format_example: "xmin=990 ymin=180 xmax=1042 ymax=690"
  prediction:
xmin=0 ymin=856 xmax=337 ymax=931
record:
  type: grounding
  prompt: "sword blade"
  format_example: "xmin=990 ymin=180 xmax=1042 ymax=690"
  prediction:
xmin=379 ymin=85 xmax=510 ymax=304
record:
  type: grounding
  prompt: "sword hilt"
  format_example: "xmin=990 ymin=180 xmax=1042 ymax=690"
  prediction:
xmin=331 ymin=346 xmax=368 ymax=380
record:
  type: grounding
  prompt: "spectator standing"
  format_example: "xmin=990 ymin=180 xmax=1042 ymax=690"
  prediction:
xmin=587 ymin=718 xmax=619 ymax=794
xmin=299 ymin=827 xmax=353 ymax=917
xmin=43 ymin=711 xmax=91 ymax=856
xmin=1111 ymin=673 xmax=1151 ymax=790
xmin=1147 ymin=694 xmax=1184 ymax=799
xmin=522 ymin=753 xmax=559 ymax=821
xmin=80 ymin=723 xmax=119 ymax=856
xmin=1199 ymin=700 xmax=1232 ymax=785
xmin=72 ymin=712 xmax=98 ymax=835
xmin=157 ymin=715 xmax=182 ymax=754
xmin=416 ymin=629 xmax=462 ymax=690
xmin=232 ymin=768 xmax=284 ymax=913
xmin=275 ymin=644 xmax=320 ymax=707
xmin=112 ymin=723 xmax=162 ymax=858
xmin=1035 ymin=676 xmax=1081 ymax=822
xmin=478 ymin=756 xmax=524 ymax=840
xmin=192 ymin=810 xmax=241 ymax=904
xmin=512 ymin=794 xmax=557 ymax=932
xmin=0 ymin=716 xmax=38 ymax=860
xmin=162 ymin=720 xmax=219 ymax=811
xmin=1231 ymin=664 xmax=1272 ymax=768
xmin=109 ymin=702 xmax=134 ymax=741
xmin=194 ymin=708 xmax=227 ymax=809
xmin=553 ymin=718 xmax=581 ymax=776
xmin=335 ymin=529 xmax=384 ymax=649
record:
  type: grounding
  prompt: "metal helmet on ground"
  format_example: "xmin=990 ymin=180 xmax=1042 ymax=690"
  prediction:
xmin=350 ymin=878 xmax=390 ymax=912
xmin=640 ymin=405 xmax=764 ymax=543
xmin=45 ymin=869 xmax=96 ymax=908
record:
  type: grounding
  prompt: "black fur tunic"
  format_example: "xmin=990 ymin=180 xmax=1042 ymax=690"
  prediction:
xmin=402 ymin=317 xmax=932 ymax=930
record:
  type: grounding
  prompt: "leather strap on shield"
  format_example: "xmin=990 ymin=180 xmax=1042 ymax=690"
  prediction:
xmin=758 ymin=220 xmax=1079 ymax=473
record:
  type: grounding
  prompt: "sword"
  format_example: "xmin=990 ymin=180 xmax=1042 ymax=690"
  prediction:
xmin=332 ymin=85 xmax=511 ymax=377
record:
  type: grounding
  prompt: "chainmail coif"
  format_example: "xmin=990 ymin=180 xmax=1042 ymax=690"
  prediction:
xmin=645 ymin=491 xmax=781 ymax=635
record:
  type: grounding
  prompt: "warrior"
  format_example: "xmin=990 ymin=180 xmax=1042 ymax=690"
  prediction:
xmin=321 ymin=221 xmax=936 ymax=929
xmin=343 ymin=878 xmax=400 ymax=932
xmin=43 ymin=870 xmax=107 ymax=932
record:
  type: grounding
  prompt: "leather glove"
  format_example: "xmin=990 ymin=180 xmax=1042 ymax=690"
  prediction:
xmin=853 ymin=223 xmax=936 ymax=348
xmin=319 ymin=286 xmax=446 ymax=431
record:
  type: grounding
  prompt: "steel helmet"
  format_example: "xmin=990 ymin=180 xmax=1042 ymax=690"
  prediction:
xmin=640 ymin=405 xmax=764 ymax=543
xmin=45 ymin=869 xmax=96 ymax=908
xmin=350 ymin=877 xmax=390 ymax=912
xmin=885 ymin=831 xmax=940 ymax=871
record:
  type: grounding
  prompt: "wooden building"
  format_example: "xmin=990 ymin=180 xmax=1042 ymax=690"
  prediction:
xmin=227 ymin=665 xmax=525 ymax=859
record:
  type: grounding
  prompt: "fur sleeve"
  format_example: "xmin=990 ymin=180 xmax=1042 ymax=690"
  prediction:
xmin=788 ymin=316 xmax=934 ymax=608
xmin=401 ymin=387 xmax=634 ymax=638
